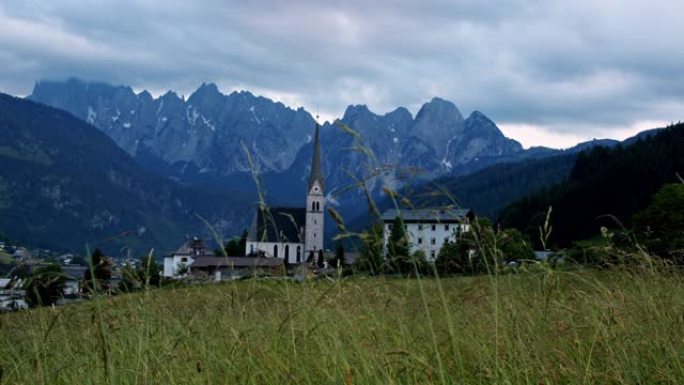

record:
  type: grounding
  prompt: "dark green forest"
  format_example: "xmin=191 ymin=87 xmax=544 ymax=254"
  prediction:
xmin=408 ymin=153 xmax=577 ymax=218
xmin=499 ymin=123 xmax=684 ymax=251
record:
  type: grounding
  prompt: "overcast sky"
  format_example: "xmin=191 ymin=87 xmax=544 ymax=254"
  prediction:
xmin=1 ymin=0 xmax=682 ymax=148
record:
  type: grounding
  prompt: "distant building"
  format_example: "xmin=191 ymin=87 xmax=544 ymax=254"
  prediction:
xmin=12 ymin=247 xmax=31 ymax=260
xmin=162 ymin=237 xmax=284 ymax=280
xmin=190 ymin=256 xmax=283 ymax=281
xmin=245 ymin=123 xmax=325 ymax=264
xmin=381 ymin=208 xmax=475 ymax=262
xmin=61 ymin=265 xmax=88 ymax=296
xmin=0 ymin=278 xmax=28 ymax=312
xmin=162 ymin=237 xmax=207 ymax=278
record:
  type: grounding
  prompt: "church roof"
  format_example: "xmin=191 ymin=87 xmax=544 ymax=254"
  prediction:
xmin=381 ymin=208 xmax=474 ymax=223
xmin=248 ymin=206 xmax=306 ymax=244
xmin=190 ymin=256 xmax=283 ymax=269
xmin=308 ymin=123 xmax=324 ymax=190
xmin=173 ymin=237 xmax=207 ymax=255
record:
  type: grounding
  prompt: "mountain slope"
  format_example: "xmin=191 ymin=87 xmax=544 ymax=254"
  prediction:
xmin=499 ymin=123 xmax=684 ymax=247
xmin=0 ymin=93 xmax=250 ymax=254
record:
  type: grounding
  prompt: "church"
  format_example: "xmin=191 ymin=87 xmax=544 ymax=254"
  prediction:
xmin=244 ymin=124 xmax=325 ymax=264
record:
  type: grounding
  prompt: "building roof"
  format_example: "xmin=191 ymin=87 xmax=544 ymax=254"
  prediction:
xmin=61 ymin=265 xmax=88 ymax=280
xmin=174 ymin=237 xmax=207 ymax=255
xmin=308 ymin=123 xmax=324 ymax=190
xmin=190 ymin=256 xmax=284 ymax=269
xmin=381 ymin=208 xmax=473 ymax=223
xmin=248 ymin=206 xmax=305 ymax=243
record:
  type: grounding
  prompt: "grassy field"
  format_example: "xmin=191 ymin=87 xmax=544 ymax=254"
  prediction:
xmin=1 ymin=268 xmax=683 ymax=384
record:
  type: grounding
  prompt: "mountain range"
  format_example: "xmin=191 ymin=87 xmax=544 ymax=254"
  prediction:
xmin=28 ymin=79 xmax=616 ymax=228
xmin=0 ymin=77 xmax=647 ymax=252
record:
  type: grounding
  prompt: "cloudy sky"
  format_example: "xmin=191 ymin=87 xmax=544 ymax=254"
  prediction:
xmin=1 ymin=0 xmax=682 ymax=148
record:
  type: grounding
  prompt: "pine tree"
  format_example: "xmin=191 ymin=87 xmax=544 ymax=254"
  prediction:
xmin=356 ymin=224 xmax=385 ymax=275
xmin=388 ymin=216 xmax=411 ymax=274
xmin=334 ymin=243 xmax=345 ymax=268
xmin=25 ymin=264 xmax=66 ymax=307
xmin=317 ymin=249 xmax=325 ymax=268
xmin=83 ymin=248 xmax=113 ymax=293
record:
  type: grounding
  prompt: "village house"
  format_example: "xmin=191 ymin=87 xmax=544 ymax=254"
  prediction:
xmin=162 ymin=237 xmax=285 ymax=280
xmin=382 ymin=208 xmax=475 ymax=262
xmin=0 ymin=278 xmax=28 ymax=312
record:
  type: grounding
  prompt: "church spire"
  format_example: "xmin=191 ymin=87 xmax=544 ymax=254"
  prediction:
xmin=308 ymin=123 xmax=324 ymax=190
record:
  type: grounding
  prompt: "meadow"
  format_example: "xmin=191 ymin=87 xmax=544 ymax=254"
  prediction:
xmin=1 ymin=268 xmax=683 ymax=384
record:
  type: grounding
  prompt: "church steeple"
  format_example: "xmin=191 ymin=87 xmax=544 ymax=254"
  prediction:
xmin=308 ymin=123 xmax=324 ymax=190
xmin=305 ymin=122 xmax=324 ymax=255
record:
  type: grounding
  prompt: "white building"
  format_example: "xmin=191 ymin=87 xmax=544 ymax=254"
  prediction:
xmin=162 ymin=237 xmax=207 ymax=278
xmin=245 ymin=123 xmax=325 ymax=264
xmin=382 ymin=208 xmax=474 ymax=262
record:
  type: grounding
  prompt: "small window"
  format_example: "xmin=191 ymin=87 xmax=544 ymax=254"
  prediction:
xmin=431 ymin=238 xmax=436 ymax=245
xmin=418 ymin=238 xmax=423 ymax=244
xmin=445 ymin=224 xmax=449 ymax=231
xmin=431 ymin=250 xmax=436 ymax=258
xmin=431 ymin=225 xmax=436 ymax=231
xmin=444 ymin=238 xmax=449 ymax=244
xmin=181 ymin=257 xmax=188 ymax=263
xmin=418 ymin=224 xmax=423 ymax=230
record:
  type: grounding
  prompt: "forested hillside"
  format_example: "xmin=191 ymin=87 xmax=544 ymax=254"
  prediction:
xmin=404 ymin=153 xmax=578 ymax=219
xmin=0 ymin=93 xmax=250 ymax=254
xmin=499 ymin=123 xmax=684 ymax=248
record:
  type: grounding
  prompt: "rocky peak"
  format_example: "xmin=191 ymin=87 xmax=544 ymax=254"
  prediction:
xmin=415 ymin=97 xmax=465 ymax=125
xmin=342 ymin=104 xmax=373 ymax=122
xmin=188 ymin=83 xmax=222 ymax=103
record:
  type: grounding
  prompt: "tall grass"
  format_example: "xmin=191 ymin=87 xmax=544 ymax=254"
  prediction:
xmin=3 ymin=122 xmax=683 ymax=385
xmin=1 ymin=270 xmax=683 ymax=384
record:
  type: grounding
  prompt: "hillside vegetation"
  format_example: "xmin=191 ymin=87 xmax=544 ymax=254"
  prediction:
xmin=500 ymin=123 xmax=684 ymax=248
xmin=0 ymin=93 xmax=250 ymax=254
xmin=1 ymin=270 xmax=683 ymax=384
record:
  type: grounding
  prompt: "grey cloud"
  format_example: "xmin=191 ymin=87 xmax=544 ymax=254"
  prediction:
xmin=0 ymin=0 xmax=682 ymax=140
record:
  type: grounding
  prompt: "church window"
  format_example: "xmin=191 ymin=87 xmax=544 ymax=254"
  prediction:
xmin=431 ymin=225 xmax=436 ymax=231
xmin=418 ymin=238 xmax=423 ymax=244
xmin=285 ymin=245 xmax=290 ymax=263
xmin=314 ymin=233 xmax=316 ymax=238
xmin=445 ymin=224 xmax=449 ymax=231
xmin=296 ymin=246 xmax=301 ymax=262
xmin=312 ymin=202 xmax=316 ymax=211
xmin=273 ymin=245 xmax=278 ymax=258
xmin=431 ymin=250 xmax=436 ymax=258
xmin=431 ymin=238 xmax=436 ymax=245
xmin=250 ymin=245 xmax=254 ymax=255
